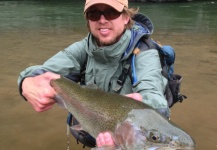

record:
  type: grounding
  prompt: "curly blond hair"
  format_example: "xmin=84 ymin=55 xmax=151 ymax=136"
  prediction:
xmin=122 ymin=7 xmax=139 ymax=29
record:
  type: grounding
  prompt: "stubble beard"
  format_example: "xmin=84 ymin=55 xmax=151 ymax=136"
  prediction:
xmin=95 ymin=37 xmax=118 ymax=47
xmin=88 ymin=23 xmax=125 ymax=47
xmin=95 ymin=30 xmax=125 ymax=47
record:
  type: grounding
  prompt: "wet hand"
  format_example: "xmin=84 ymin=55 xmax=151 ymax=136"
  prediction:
xmin=22 ymin=72 xmax=60 ymax=112
xmin=96 ymin=132 xmax=114 ymax=148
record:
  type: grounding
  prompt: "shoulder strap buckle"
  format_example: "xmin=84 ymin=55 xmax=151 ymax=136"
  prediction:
xmin=114 ymin=60 xmax=131 ymax=92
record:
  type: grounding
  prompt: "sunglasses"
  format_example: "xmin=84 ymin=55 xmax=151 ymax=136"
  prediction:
xmin=86 ymin=9 xmax=122 ymax=21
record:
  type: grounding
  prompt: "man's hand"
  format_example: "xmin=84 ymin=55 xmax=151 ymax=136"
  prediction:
xmin=125 ymin=93 xmax=142 ymax=102
xmin=96 ymin=132 xmax=114 ymax=148
xmin=22 ymin=72 xmax=60 ymax=112
xmin=96 ymin=93 xmax=142 ymax=147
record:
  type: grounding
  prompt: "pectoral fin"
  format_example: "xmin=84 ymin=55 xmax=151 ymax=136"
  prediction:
xmin=70 ymin=124 xmax=83 ymax=131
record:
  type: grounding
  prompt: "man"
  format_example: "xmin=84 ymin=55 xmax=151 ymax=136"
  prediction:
xmin=18 ymin=0 xmax=169 ymax=148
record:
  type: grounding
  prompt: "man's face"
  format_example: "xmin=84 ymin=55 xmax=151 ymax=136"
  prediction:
xmin=86 ymin=4 xmax=129 ymax=46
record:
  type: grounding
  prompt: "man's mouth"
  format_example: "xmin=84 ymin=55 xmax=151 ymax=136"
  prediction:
xmin=98 ymin=28 xmax=111 ymax=35
xmin=99 ymin=28 xmax=109 ymax=32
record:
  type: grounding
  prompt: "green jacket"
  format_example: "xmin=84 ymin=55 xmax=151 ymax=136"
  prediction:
xmin=18 ymin=23 xmax=169 ymax=116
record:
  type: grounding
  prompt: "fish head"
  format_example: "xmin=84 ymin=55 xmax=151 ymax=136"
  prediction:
xmin=112 ymin=109 xmax=196 ymax=150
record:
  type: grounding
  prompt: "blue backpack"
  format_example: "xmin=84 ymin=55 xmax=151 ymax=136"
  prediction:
xmin=114 ymin=14 xmax=187 ymax=108
xmin=114 ymin=39 xmax=187 ymax=108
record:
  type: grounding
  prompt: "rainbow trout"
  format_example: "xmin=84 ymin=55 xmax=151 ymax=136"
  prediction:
xmin=50 ymin=77 xmax=196 ymax=150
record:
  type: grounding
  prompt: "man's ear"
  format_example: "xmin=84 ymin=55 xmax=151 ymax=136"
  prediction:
xmin=123 ymin=15 xmax=130 ymax=25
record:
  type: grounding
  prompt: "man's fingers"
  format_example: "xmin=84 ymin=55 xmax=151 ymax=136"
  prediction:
xmin=21 ymin=72 xmax=60 ymax=112
xmin=44 ymin=72 xmax=61 ymax=80
xmin=33 ymin=105 xmax=53 ymax=112
xmin=103 ymin=132 xmax=114 ymax=145
xmin=96 ymin=132 xmax=114 ymax=147
xmin=29 ymin=98 xmax=55 ymax=112
xmin=125 ymin=93 xmax=142 ymax=101
xmin=97 ymin=133 xmax=106 ymax=147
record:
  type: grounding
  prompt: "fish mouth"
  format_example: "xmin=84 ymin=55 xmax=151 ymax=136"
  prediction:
xmin=135 ymin=136 xmax=196 ymax=150
xmin=141 ymin=135 xmax=195 ymax=150
xmin=146 ymin=144 xmax=196 ymax=150
xmin=147 ymin=147 xmax=162 ymax=150
xmin=144 ymin=138 xmax=196 ymax=150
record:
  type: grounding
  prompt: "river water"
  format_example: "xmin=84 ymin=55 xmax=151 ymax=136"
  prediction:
xmin=0 ymin=0 xmax=216 ymax=150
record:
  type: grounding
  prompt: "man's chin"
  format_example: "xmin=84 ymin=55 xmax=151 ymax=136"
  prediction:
xmin=97 ymin=39 xmax=117 ymax=47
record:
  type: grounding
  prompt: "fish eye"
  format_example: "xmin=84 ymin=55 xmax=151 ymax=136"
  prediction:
xmin=148 ymin=130 xmax=161 ymax=143
xmin=151 ymin=135 xmax=157 ymax=141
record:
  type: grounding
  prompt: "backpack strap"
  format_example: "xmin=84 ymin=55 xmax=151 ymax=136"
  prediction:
xmin=79 ymin=53 xmax=88 ymax=85
xmin=114 ymin=54 xmax=133 ymax=92
xmin=114 ymin=37 xmax=158 ymax=92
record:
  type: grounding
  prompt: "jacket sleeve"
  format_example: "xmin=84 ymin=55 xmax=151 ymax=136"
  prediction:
xmin=133 ymin=49 xmax=168 ymax=110
xmin=17 ymin=38 xmax=88 ymax=87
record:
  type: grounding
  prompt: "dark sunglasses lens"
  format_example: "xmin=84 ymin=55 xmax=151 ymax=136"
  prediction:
xmin=86 ymin=11 xmax=101 ymax=21
xmin=104 ymin=10 xmax=121 ymax=20
xmin=87 ymin=9 xmax=121 ymax=21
